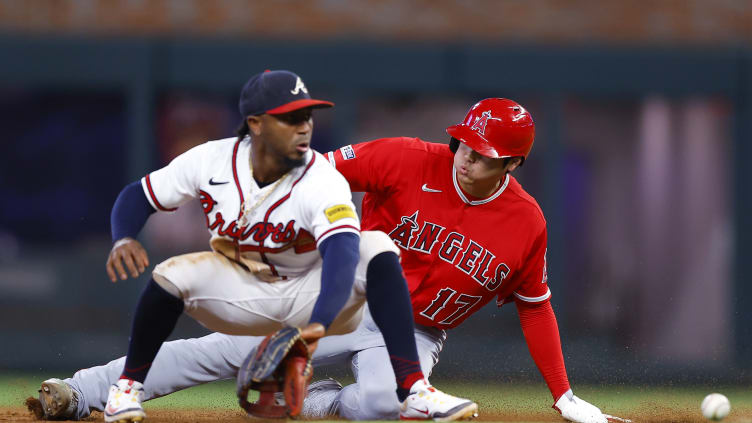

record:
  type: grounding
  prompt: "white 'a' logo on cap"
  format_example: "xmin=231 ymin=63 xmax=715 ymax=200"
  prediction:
xmin=470 ymin=110 xmax=494 ymax=135
xmin=290 ymin=77 xmax=309 ymax=95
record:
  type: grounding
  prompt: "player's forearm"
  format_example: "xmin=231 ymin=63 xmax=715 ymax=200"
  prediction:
xmin=111 ymin=181 xmax=157 ymax=242
xmin=308 ymin=232 xmax=360 ymax=329
xmin=516 ymin=300 xmax=571 ymax=401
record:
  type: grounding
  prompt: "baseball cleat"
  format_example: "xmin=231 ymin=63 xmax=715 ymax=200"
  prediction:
xmin=400 ymin=379 xmax=478 ymax=421
xmin=605 ymin=414 xmax=633 ymax=423
xmin=104 ymin=379 xmax=145 ymax=423
xmin=38 ymin=378 xmax=79 ymax=420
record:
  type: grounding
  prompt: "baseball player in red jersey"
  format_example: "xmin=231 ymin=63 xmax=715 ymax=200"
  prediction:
xmin=322 ymin=98 xmax=607 ymax=422
xmin=32 ymin=99 xmax=617 ymax=423
xmin=329 ymin=108 xmax=548 ymax=331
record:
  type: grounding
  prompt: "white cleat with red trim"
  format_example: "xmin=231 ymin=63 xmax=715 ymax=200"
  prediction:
xmin=400 ymin=379 xmax=478 ymax=421
xmin=104 ymin=379 xmax=145 ymax=423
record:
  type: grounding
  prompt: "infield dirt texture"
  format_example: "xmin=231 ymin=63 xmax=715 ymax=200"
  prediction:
xmin=1 ymin=375 xmax=750 ymax=422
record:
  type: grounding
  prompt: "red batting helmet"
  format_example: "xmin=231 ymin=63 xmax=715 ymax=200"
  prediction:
xmin=446 ymin=98 xmax=535 ymax=161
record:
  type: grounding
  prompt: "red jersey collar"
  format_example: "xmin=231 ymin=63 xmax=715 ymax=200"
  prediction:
xmin=452 ymin=168 xmax=509 ymax=205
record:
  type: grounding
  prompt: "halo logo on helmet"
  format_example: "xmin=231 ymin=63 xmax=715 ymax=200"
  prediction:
xmin=446 ymin=98 xmax=535 ymax=161
xmin=470 ymin=111 xmax=500 ymax=135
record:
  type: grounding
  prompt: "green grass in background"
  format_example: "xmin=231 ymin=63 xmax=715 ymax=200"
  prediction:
xmin=2 ymin=373 xmax=750 ymax=420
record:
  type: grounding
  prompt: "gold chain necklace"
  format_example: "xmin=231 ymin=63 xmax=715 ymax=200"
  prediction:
xmin=238 ymin=152 xmax=290 ymax=228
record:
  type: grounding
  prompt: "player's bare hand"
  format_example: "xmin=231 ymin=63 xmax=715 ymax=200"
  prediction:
xmin=106 ymin=237 xmax=149 ymax=282
xmin=300 ymin=322 xmax=326 ymax=355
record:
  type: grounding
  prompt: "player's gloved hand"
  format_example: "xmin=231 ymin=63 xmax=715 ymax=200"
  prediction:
xmin=236 ymin=326 xmax=313 ymax=418
xmin=106 ymin=237 xmax=149 ymax=282
xmin=554 ymin=390 xmax=607 ymax=423
xmin=299 ymin=322 xmax=326 ymax=355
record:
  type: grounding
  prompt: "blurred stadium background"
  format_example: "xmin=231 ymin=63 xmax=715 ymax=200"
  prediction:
xmin=1 ymin=0 xmax=751 ymax=388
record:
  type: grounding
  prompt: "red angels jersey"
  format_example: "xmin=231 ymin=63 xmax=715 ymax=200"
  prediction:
xmin=141 ymin=136 xmax=360 ymax=278
xmin=328 ymin=138 xmax=549 ymax=329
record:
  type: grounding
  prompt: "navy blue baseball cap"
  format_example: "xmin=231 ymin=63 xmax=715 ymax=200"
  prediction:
xmin=239 ymin=70 xmax=334 ymax=117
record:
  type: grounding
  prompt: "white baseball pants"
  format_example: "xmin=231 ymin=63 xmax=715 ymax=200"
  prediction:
xmin=151 ymin=230 xmax=397 ymax=337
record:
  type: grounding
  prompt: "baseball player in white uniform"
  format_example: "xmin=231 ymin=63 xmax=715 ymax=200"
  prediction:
xmin=61 ymin=70 xmax=477 ymax=423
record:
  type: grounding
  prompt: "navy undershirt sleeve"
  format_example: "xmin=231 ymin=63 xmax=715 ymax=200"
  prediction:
xmin=111 ymin=180 xmax=157 ymax=242
xmin=308 ymin=232 xmax=360 ymax=329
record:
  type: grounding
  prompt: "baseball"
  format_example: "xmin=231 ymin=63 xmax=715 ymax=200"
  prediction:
xmin=701 ymin=393 xmax=730 ymax=420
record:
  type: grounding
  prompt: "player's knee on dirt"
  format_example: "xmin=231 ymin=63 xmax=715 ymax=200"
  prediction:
xmin=356 ymin=383 xmax=400 ymax=419
xmin=337 ymin=382 xmax=400 ymax=420
xmin=359 ymin=231 xmax=399 ymax=264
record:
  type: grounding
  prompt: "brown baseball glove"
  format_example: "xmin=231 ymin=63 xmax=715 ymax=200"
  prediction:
xmin=236 ymin=326 xmax=313 ymax=418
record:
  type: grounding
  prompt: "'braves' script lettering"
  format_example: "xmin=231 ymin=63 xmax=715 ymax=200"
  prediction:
xmin=200 ymin=191 xmax=314 ymax=254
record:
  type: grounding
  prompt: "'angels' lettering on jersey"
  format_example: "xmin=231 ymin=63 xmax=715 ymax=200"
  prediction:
xmin=388 ymin=210 xmax=511 ymax=293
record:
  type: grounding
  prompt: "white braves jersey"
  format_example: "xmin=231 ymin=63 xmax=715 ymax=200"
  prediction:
xmin=140 ymin=136 xmax=360 ymax=278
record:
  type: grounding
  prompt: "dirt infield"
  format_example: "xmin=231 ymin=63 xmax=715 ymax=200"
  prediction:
xmin=1 ymin=406 xmax=713 ymax=423
xmin=4 ymin=407 xmax=248 ymax=422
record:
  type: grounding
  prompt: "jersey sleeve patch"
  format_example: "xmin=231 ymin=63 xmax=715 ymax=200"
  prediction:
xmin=340 ymin=145 xmax=356 ymax=160
xmin=325 ymin=204 xmax=357 ymax=223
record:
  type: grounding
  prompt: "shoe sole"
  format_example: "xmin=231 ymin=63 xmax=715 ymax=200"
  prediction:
xmin=434 ymin=402 xmax=478 ymax=422
xmin=434 ymin=402 xmax=479 ymax=422
xmin=401 ymin=402 xmax=479 ymax=421
xmin=39 ymin=379 xmax=72 ymax=419
xmin=104 ymin=409 xmax=146 ymax=423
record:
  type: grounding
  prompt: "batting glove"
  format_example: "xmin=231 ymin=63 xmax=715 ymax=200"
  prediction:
xmin=554 ymin=390 xmax=607 ymax=423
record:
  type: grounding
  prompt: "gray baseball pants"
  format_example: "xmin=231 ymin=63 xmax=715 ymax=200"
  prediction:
xmin=65 ymin=307 xmax=446 ymax=420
